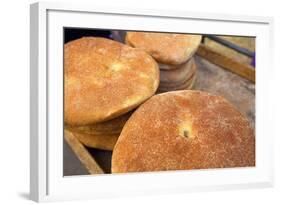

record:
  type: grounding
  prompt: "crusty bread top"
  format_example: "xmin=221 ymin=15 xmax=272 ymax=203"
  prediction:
xmin=112 ymin=90 xmax=255 ymax=173
xmin=126 ymin=32 xmax=202 ymax=65
xmin=64 ymin=37 xmax=159 ymax=125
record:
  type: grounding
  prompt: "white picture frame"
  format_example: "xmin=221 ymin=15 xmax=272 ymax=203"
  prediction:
xmin=30 ymin=1 xmax=274 ymax=202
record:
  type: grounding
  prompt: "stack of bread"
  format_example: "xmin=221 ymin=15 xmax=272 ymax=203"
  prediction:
xmin=64 ymin=37 xmax=159 ymax=151
xmin=125 ymin=32 xmax=202 ymax=92
xmin=64 ymin=35 xmax=255 ymax=173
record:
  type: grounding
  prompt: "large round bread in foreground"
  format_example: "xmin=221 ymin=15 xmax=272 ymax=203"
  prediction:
xmin=64 ymin=37 xmax=159 ymax=125
xmin=126 ymin=32 xmax=202 ymax=65
xmin=112 ymin=90 xmax=255 ymax=173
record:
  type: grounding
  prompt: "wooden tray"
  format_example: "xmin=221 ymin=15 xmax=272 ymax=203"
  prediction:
xmin=64 ymin=46 xmax=255 ymax=175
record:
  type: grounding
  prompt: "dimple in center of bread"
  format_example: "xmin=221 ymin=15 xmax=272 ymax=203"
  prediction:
xmin=183 ymin=130 xmax=189 ymax=138
xmin=178 ymin=122 xmax=193 ymax=139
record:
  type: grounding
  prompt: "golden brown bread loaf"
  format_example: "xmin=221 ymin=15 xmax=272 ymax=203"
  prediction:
xmin=158 ymin=75 xmax=196 ymax=92
xmin=112 ymin=90 xmax=255 ymax=173
xmin=126 ymin=32 xmax=202 ymax=65
xmin=64 ymin=37 xmax=159 ymax=125
xmin=159 ymin=57 xmax=196 ymax=85
xmin=65 ymin=111 xmax=133 ymax=135
xmin=67 ymin=129 xmax=118 ymax=151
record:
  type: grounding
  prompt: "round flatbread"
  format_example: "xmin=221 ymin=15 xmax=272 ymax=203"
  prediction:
xmin=65 ymin=111 xmax=132 ymax=135
xmin=68 ymin=129 xmax=119 ymax=151
xmin=160 ymin=58 xmax=196 ymax=85
xmin=126 ymin=32 xmax=202 ymax=65
xmin=158 ymin=75 xmax=196 ymax=92
xmin=112 ymin=90 xmax=255 ymax=173
xmin=64 ymin=37 xmax=159 ymax=125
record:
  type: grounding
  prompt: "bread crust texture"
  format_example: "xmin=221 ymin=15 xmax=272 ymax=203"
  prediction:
xmin=64 ymin=37 xmax=159 ymax=125
xmin=65 ymin=111 xmax=133 ymax=135
xmin=112 ymin=90 xmax=255 ymax=173
xmin=67 ymin=129 xmax=118 ymax=151
xmin=159 ymin=57 xmax=196 ymax=85
xmin=126 ymin=32 xmax=202 ymax=65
